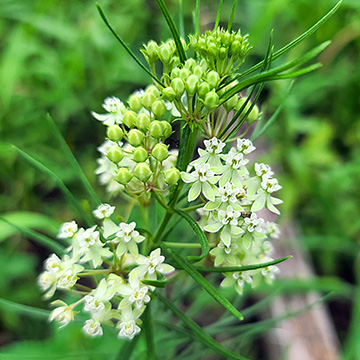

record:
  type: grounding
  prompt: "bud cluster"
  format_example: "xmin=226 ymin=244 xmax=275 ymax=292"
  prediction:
xmin=189 ymin=28 xmax=251 ymax=76
xmin=38 ymin=204 xmax=174 ymax=338
xmin=181 ymin=137 xmax=282 ymax=294
xmin=93 ymin=89 xmax=181 ymax=196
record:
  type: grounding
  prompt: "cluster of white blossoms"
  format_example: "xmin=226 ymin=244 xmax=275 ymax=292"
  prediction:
xmin=181 ymin=137 xmax=281 ymax=294
xmin=38 ymin=203 xmax=174 ymax=338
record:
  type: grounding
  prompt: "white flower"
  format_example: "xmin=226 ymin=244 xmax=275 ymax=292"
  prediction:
xmin=58 ymin=221 xmax=78 ymax=239
xmin=49 ymin=300 xmax=76 ymax=328
xmin=93 ymin=204 xmax=116 ymax=219
xmin=44 ymin=254 xmax=62 ymax=273
xmin=181 ymin=163 xmax=219 ymax=202
xmin=131 ymin=248 xmax=174 ymax=279
xmin=38 ymin=271 xmax=58 ymax=299
xmin=57 ymin=263 xmax=84 ymax=289
xmin=117 ymin=306 xmax=144 ymax=340
xmin=254 ymin=163 xmax=274 ymax=178
xmin=244 ymin=213 xmax=264 ymax=233
xmin=84 ymin=279 xmax=116 ymax=316
xmin=77 ymin=226 xmax=100 ymax=248
xmin=220 ymin=271 xmax=253 ymax=295
xmin=92 ymin=97 xmax=124 ymax=126
xmin=264 ymin=222 xmax=280 ymax=239
xmin=117 ymin=276 xmax=151 ymax=309
xmin=83 ymin=319 xmax=103 ymax=337
xmin=112 ymin=222 xmax=145 ymax=257
xmin=191 ymin=138 xmax=225 ymax=167
xmin=237 ymin=139 xmax=256 ymax=155
xmin=209 ymin=242 xmax=240 ymax=266
xmin=204 ymin=137 xmax=226 ymax=154
xmin=261 ymin=176 xmax=282 ymax=193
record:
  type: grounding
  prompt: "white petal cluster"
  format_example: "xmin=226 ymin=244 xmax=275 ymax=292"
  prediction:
xmin=92 ymin=96 xmax=125 ymax=126
xmin=182 ymin=137 xmax=282 ymax=294
xmin=38 ymin=204 xmax=174 ymax=340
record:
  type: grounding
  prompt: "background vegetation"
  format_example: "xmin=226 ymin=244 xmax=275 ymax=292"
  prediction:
xmin=0 ymin=0 xmax=359 ymax=358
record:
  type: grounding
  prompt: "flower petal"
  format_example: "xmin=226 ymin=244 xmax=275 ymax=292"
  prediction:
xmin=188 ymin=181 xmax=201 ymax=202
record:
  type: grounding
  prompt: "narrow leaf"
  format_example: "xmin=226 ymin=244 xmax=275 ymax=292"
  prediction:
xmin=195 ymin=256 xmax=291 ymax=273
xmin=96 ymin=3 xmax=164 ymax=86
xmin=46 ymin=114 xmax=101 ymax=208
xmin=116 ymin=334 xmax=140 ymax=360
xmin=141 ymin=277 xmax=168 ymax=288
xmin=195 ymin=0 xmax=200 ymax=35
xmin=15 ymin=146 xmax=93 ymax=226
xmin=227 ymin=0 xmax=238 ymax=31
xmin=0 ymin=217 xmax=64 ymax=254
xmin=214 ymin=0 xmax=223 ymax=30
xmin=155 ymin=291 xmax=250 ymax=360
xmin=173 ymin=209 xmax=209 ymax=261
xmin=0 ymin=298 xmax=50 ymax=319
xmin=234 ymin=0 xmax=342 ymax=80
xmin=161 ymin=245 xmax=244 ymax=321
xmin=142 ymin=304 xmax=158 ymax=360
xmin=155 ymin=0 xmax=186 ymax=64
xmin=251 ymin=81 xmax=294 ymax=141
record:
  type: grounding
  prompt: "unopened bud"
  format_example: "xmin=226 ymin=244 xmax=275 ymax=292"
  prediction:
xmin=185 ymin=74 xmax=199 ymax=96
xmin=136 ymin=113 xmax=150 ymax=132
xmin=162 ymin=87 xmax=176 ymax=101
xmin=159 ymin=44 xmax=171 ymax=64
xmin=171 ymin=78 xmax=185 ymax=97
xmin=193 ymin=65 xmax=203 ymax=78
xmin=179 ymin=68 xmax=190 ymax=81
xmin=151 ymin=100 xmax=166 ymax=119
xmin=160 ymin=121 xmax=172 ymax=138
xmin=116 ymin=168 xmax=133 ymax=185
xmin=224 ymin=94 xmax=238 ymax=112
xmin=132 ymin=147 xmax=148 ymax=163
xmin=152 ymin=143 xmax=169 ymax=162
xmin=107 ymin=125 xmax=124 ymax=141
xmin=145 ymin=41 xmax=159 ymax=62
xmin=207 ymin=71 xmax=220 ymax=88
xmin=164 ymin=167 xmax=181 ymax=185
xmin=133 ymin=162 xmax=152 ymax=182
xmin=148 ymin=121 xmax=164 ymax=139
xmin=123 ymin=111 xmax=137 ymax=128
xmin=128 ymin=95 xmax=143 ymax=112
xmin=142 ymin=93 xmax=156 ymax=110
xmin=204 ymin=91 xmax=219 ymax=110
xmin=127 ymin=129 xmax=144 ymax=147
xmin=107 ymin=146 xmax=124 ymax=163
xmin=197 ymin=82 xmax=210 ymax=99
xmin=236 ymin=98 xmax=260 ymax=124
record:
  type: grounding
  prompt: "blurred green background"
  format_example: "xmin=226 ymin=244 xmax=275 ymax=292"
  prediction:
xmin=0 ymin=0 xmax=359 ymax=359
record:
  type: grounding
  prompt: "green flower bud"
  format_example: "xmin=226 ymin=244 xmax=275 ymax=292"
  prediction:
xmin=162 ymin=87 xmax=176 ymax=101
xmin=224 ymin=94 xmax=238 ymax=113
xmin=204 ymin=91 xmax=219 ymax=110
xmin=193 ymin=65 xmax=203 ymax=78
xmin=107 ymin=146 xmax=124 ymax=163
xmin=171 ymin=78 xmax=185 ymax=97
xmin=159 ymin=44 xmax=171 ymax=64
xmin=133 ymin=162 xmax=152 ymax=182
xmin=179 ymin=68 xmax=190 ymax=81
xmin=230 ymin=40 xmax=240 ymax=56
xmin=116 ymin=168 xmax=133 ymax=185
xmin=132 ymin=147 xmax=148 ymax=163
xmin=219 ymin=47 xmax=228 ymax=59
xmin=128 ymin=95 xmax=143 ymax=112
xmin=127 ymin=129 xmax=144 ymax=147
xmin=160 ymin=121 xmax=172 ymax=138
xmin=151 ymin=100 xmax=166 ymax=119
xmin=207 ymin=71 xmax=220 ymax=88
xmin=148 ymin=120 xmax=164 ymax=139
xmin=185 ymin=74 xmax=199 ymax=96
xmin=146 ymin=85 xmax=160 ymax=98
xmin=136 ymin=113 xmax=150 ymax=132
xmin=208 ymin=42 xmax=218 ymax=57
xmin=123 ymin=111 xmax=137 ymax=128
xmin=142 ymin=93 xmax=156 ymax=110
xmin=152 ymin=143 xmax=169 ymax=162
xmin=184 ymin=58 xmax=196 ymax=70
xmin=164 ymin=167 xmax=181 ymax=185
xmin=171 ymin=68 xmax=180 ymax=79
xmin=107 ymin=125 xmax=124 ymax=141
xmin=197 ymin=82 xmax=211 ymax=99
xmin=145 ymin=40 xmax=159 ymax=62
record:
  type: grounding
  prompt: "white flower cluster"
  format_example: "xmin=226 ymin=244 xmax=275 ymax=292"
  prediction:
xmin=38 ymin=204 xmax=174 ymax=339
xmin=181 ymin=137 xmax=281 ymax=294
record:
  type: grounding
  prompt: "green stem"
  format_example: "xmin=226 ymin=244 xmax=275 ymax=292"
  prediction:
xmin=143 ymin=304 xmax=157 ymax=360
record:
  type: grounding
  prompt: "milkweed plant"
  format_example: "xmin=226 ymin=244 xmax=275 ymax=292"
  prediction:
xmin=35 ymin=0 xmax=341 ymax=358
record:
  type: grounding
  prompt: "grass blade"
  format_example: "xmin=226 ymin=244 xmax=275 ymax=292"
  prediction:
xmin=233 ymin=0 xmax=342 ymax=81
xmin=0 ymin=217 xmax=64 ymax=254
xmin=155 ymin=291 xmax=250 ymax=360
xmin=96 ymin=3 xmax=164 ymax=86
xmin=173 ymin=209 xmax=209 ymax=261
xmin=227 ymin=0 xmax=238 ymax=31
xmin=178 ymin=0 xmax=185 ymax=39
xmin=214 ymin=0 xmax=223 ymax=30
xmin=195 ymin=0 xmax=200 ymax=35
xmin=0 ymin=298 xmax=50 ymax=319
xmin=46 ymin=114 xmax=101 ymax=208
xmin=161 ymin=245 xmax=244 ymax=321
xmin=142 ymin=304 xmax=158 ymax=360
xmin=195 ymin=256 xmax=291 ymax=273
xmin=156 ymin=0 xmax=186 ymax=64
xmin=251 ymin=81 xmax=294 ymax=141
xmin=15 ymin=146 xmax=93 ymax=226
